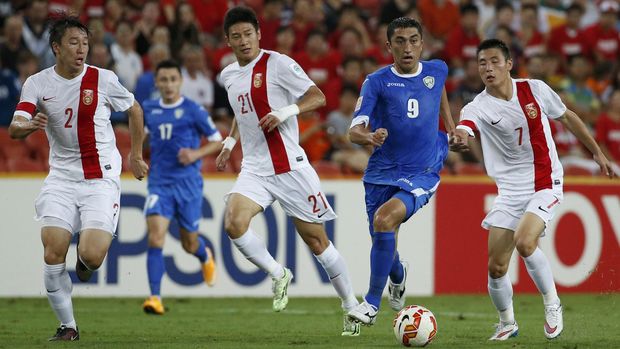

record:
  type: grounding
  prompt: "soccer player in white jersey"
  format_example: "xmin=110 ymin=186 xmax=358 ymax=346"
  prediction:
xmin=450 ymin=39 xmax=616 ymax=341
xmin=8 ymin=16 xmax=148 ymax=341
xmin=215 ymin=6 xmax=360 ymax=336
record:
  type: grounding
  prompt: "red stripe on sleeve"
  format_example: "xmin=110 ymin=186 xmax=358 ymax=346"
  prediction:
xmin=16 ymin=102 xmax=36 ymax=116
xmin=516 ymin=81 xmax=552 ymax=191
xmin=77 ymin=67 xmax=103 ymax=179
xmin=458 ymin=119 xmax=478 ymax=131
xmin=250 ymin=53 xmax=292 ymax=174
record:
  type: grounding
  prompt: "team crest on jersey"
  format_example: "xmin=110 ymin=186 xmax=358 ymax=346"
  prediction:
xmin=82 ymin=89 xmax=94 ymax=105
xmin=174 ymin=109 xmax=184 ymax=119
xmin=253 ymin=73 xmax=263 ymax=88
xmin=525 ymin=103 xmax=538 ymax=119
xmin=355 ymin=96 xmax=363 ymax=112
xmin=423 ymin=76 xmax=435 ymax=89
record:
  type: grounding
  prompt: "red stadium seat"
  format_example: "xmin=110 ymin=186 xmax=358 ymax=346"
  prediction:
xmin=6 ymin=157 xmax=46 ymax=172
xmin=114 ymin=126 xmax=132 ymax=149
xmin=456 ymin=163 xmax=486 ymax=175
xmin=311 ymin=160 xmax=343 ymax=177
xmin=0 ymin=157 xmax=8 ymax=172
xmin=24 ymin=130 xmax=49 ymax=167
xmin=563 ymin=166 xmax=593 ymax=176
xmin=202 ymin=155 xmax=234 ymax=173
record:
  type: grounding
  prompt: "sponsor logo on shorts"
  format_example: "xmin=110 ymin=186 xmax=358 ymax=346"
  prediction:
xmin=104 ymin=164 xmax=112 ymax=170
xmin=296 ymin=156 xmax=303 ymax=162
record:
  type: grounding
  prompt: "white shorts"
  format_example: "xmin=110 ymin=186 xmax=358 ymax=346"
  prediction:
xmin=226 ymin=167 xmax=337 ymax=223
xmin=35 ymin=176 xmax=121 ymax=235
xmin=482 ymin=188 xmax=563 ymax=234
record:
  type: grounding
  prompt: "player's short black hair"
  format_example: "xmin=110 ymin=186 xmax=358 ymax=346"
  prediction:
xmin=566 ymin=3 xmax=584 ymax=14
xmin=386 ymin=17 xmax=423 ymax=42
xmin=155 ymin=59 xmax=182 ymax=76
xmin=460 ymin=4 xmax=479 ymax=15
xmin=223 ymin=6 xmax=259 ymax=36
xmin=340 ymin=83 xmax=359 ymax=98
xmin=477 ymin=39 xmax=512 ymax=61
xmin=48 ymin=15 xmax=90 ymax=55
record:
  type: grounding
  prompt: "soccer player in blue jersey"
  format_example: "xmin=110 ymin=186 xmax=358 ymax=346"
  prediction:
xmin=347 ymin=17 xmax=456 ymax=325
xmin=141 ymin=60 xmax=223 ymax=315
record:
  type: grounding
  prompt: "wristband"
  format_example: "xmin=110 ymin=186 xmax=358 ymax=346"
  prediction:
xmin=222 ymin=136 xmax=237 ymax=151
xmin=271 ymin=104 xmax=300 ymax=123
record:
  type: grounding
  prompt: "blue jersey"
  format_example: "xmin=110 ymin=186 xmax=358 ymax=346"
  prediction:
xmin=353 ymin=60 xmax=449 ymax=188
xmin=143 ymin=97 xmax=220 ymax=185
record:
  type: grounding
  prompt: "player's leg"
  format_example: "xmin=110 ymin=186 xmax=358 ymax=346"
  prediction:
xmin=179 ymin=229 xmax=216 ymax=287
xmin=142 ymin=215 xmax=169 ymax=314
xmin=516 ymin=198 xmax=563 ymax=339
xmin=487 ymin=226 xmax=518 ymax=340
xmin=42 ymin=225 xmax=79 ymax=341
xmin=76 ymin=229 xmax=113 ymax=277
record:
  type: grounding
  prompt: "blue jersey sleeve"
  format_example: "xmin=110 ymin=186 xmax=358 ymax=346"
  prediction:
xmin=194 ymin=105 xmax=222 ymax=141
xmin=351 ymin=76 xmax=381 ymax=128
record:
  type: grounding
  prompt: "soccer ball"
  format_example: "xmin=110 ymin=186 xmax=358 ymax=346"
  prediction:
xmin=393 ymin=305 xmax=438 ymax=347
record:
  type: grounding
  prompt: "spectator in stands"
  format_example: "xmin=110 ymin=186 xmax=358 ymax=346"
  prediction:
xmin=326 ymin=84 xmax=370 ymax=173
xmin=329 ymin=5 xmax=372 ymax=53
xmin=450 ymin=58 xmax=485 ymax=109
xmin=257 ymin=0 xmax=283 ymax=50
xmin=290 ymin=0 xmax=318 ymax=53
xmin=518 ymin=4 xmax=547 ymax=60
xmin=275 ymin=25 xmax=295 ymax=57
xmin=0 ymin=15 xmax=26 ymax=74
xmin=110 ymin=21 xmax=143 ymax=92
xmin=601 ymin=64 xmax=620 ymax=104
xmin=89 ymin=43 xmax=113 ymax=70
xmin=365 ymin=24 xmax=393 ymax=67
xmin=560 ymin=54 xmax=601 ymax=126
xmin=0 ymin=60 xmax=20 ymax=127
xmin=379 ymin=0 xmax=414 ymax=25
xmin=337 ymin=27 xmax=365 ymax=59
xmin=298 ymin=110 xmax=330 ymax=163
xmin=135 ymin=44 xmax=170 ymax=105
xmin=295 ymin=29 xmax=339 ymax=90
xmin=324 ymin=57 xmax=364 ymax=112
xmin=134 ymin=1 xmax=160 ymax=56
xmin=22 ymin=0 xmax=54 ymax=69
xmin=180 ymin=45 xmax=214 ymax=111
xmin=484 ymin=1 xmax=517 ymax=39
xmin=363 ymin=56 xmax=380 ymax=76
xmin=187 ymin=0 xmax=228 ymax=36
xmin=418 ymin=0 xmax=460 ymax=43
xmin=596 ymin=89 xmax=620 ymax=167
xmin=495 ymin=25 xmax=522 ymax=73
xmin=524 ymin=54 xmax=547 ymax=80
xmin=15 ymin=50 xmax=38 ymax=88
xmin=583 ymin=1 xmax=619 ymax=65
xmin=170 ymin=2 xmax=201 ymax=61
xmin=547 ymin=4 xmax=587 ymax=66
xmin=88 ymin=18 xmax=114 ymax=48
xmin=103 ymin=0 xmax=123 ymax=34
xmin=445 ymin=4 xmax=481 ymax=73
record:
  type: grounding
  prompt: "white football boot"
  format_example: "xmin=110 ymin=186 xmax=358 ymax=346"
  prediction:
xmin=347 ymin=301 xmax=378 ymax=326
xmin=544 ymin=303 xmax=563 ymax=339
xmin=489 ymin=321 xmax=519 ymax=341
xmin=388 ymin=261 xmax=409 ymax=311
xmin=341 ymin=313 xmax=361 ymax=336
xmin=272 ymin=268 xmax=293 ymax=312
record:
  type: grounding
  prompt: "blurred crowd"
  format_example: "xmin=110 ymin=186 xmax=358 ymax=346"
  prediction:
xmin=0 ymin=0 xmax=619 ymax=177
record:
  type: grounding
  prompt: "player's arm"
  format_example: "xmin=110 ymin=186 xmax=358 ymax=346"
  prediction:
xmin=349 ymin=124 xmax=387 ymax=147
xmin=127 ymin=101 xmax=149 ymax=180
xmin=557 ymin=109 xmax=615 ymax=178
xmin=440 ymin=87 xmax=456 ymax=134
xmin=216 ymin=118 xmax=239 ymax=171
xmin=258 ymin=85 xmax=326 ymax=132
xmin=8 ymin=114 xmax=47 ymax=139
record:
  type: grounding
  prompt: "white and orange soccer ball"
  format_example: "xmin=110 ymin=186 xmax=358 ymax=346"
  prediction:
xmin=393 ymin=305 xmax=438 ymax=347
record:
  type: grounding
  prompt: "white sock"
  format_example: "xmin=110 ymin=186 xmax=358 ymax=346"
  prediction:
xmin=523 ymin=248 xmax=560 ymax=306
xmin=44 ymin=263 xmax=76 ymax=329
xmin=231 ymin=228 xmax=284 ymax=279
xmin=315 ymin=242 xmax=358 ymax=312
xmin=488 ymin=274 xmax=514 ymax=324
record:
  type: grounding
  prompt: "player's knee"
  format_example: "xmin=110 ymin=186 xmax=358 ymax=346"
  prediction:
xmin=147 ymin=232 xmax=165 ymax=248
xmin=44 ymin=248 xmax=66 ymax=265
xmin=224 ymin=214 xmax=249 ymax=238
xmin=373 ymin=212 xmax=397 ymax=232
xmin=515 ymin=238 xmax=536 ymax=257
xmin=181 ymin=238 xmax=197 ymax=254
xmin=488 ymin=260 xmax=509 ymax=278
xmin=78 ymin=247 xmax=107 ymax=270
xmin=304 ymin=235 xmax=328 ymax=255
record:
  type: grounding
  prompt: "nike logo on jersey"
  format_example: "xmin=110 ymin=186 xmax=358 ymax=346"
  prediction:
xmin=538 ymin=206 xmax=548 ymax=213
xmin=318 ymin=211 xmax=328 ymax=218
xmin=491 ymin=118 xmax=503 ymax=125
xmin=43 ymin=96 xmax=55 ymax=101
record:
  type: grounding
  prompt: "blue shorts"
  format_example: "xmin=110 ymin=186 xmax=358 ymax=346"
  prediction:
xmin=364 ymin=175 xmax=439 ymax=233
xmin=144 ymin=176 xmax=203 ymax=232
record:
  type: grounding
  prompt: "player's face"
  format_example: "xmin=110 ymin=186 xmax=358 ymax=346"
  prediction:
xmin=155 ymin=68 xmax=183 ymax=103
xmin=54 ymin=27 xmax=89 ymax=73
xmin=387 ymin=27 xmax=423 ymax=74
xmin=477 ymin=48 xmax=513 ymax=88
xmin=226 ymin=23 xmax=261 ymax=66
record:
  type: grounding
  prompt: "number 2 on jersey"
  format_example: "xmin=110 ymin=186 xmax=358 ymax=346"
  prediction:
xmin=407 ymin=99 xmax=419 ymax=118
xmin=64 ymin=108 xmax=73 ymax=128
xmin=308 ymin=192 xmax=328 ymax=213
xmin=238 ymin=93 xmax=254 ymax=114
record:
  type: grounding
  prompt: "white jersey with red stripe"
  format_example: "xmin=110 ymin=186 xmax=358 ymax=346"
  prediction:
xmin=457 ymin=79 xmax=565 ymax=195
xmin=220 ymin=50 xmax=312 ymax=176
xmin=14 ymin=65 xmax=134 ymax=181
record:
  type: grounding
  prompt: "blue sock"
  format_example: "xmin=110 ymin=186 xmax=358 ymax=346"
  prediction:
xmin=193 ymin=236 xmax=207 ymax=263
xmin=147 ymin=247 xmax=164 ymax=297
xmin=389 ymin=251 xmax=404 ymax=284
xmin=365 ymin=232 xmax=396 ymax=309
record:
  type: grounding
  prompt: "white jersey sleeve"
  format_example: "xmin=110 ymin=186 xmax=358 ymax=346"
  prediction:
xmin=457 ymin=103 xmax=481 ymax=137
xmin=273 ymin=55 xmax=314 ymax=100
xmin=14 ymin=75 xmax=40 ymax=120
xmin=101 ymin=69 xmax=135 ymax=112
xmin=529 ymin=79 xmax=566 ymax=119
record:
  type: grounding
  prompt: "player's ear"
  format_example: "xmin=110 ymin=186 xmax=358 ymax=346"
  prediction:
xmin=506 ymin=57 xmax=513 ymax=71
xmin=386 ymin=40 xmax=392 ymax=54
xmin=257 ymin=29 xmax=262 ymax=41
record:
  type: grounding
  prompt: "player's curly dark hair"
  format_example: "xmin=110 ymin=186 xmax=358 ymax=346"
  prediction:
xmin=223 ymin=6 xmax=259 ymax=36
xmin=477 ymin=39 xmax=512 ymax=61
xmin=48 ymin=15 xmax=90 ymax=56
xmin=386 ymin=17 xmax=423 ymax=42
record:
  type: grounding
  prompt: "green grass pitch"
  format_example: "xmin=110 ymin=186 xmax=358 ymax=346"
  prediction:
xmin=0 ymin=294 xmax=618 ymax=348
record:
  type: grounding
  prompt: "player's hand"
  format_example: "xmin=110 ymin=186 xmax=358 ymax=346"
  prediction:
xmin=216 ymin=148 xmax=231 ymax=171
xmin=593 ymin=152 xmax=617 ymax=179
xmin=129 ymin=154 xmax=149 ymax=180
xmin=178 ymin=148 xmax=199 ymax=166
xmin=258 ymin=113 xmax=281 ymax=133
xmin=369 ymin=128 xmax=388 ymax=146
xmin=449 ymin=130 xmax=469 ymax=152
xmin=31 ymin=113 xmax=48 ymax=130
